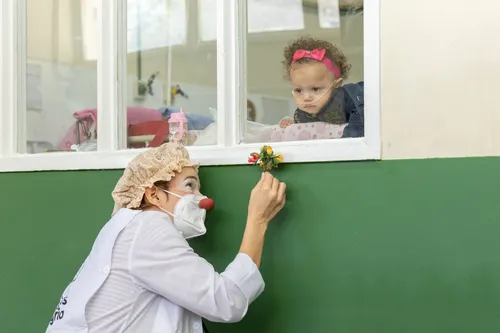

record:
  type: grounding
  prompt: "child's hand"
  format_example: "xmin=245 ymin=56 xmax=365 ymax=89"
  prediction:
xmin=279 ymin=118 xmax=293 ymax=128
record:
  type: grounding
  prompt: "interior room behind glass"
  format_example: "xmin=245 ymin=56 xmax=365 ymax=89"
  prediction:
xmin=24 ymin=0 xmax=363 ymax=153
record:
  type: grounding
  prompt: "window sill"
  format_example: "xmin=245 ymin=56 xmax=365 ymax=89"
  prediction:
xmin=0 ymin=137 xmax=380 ymax=172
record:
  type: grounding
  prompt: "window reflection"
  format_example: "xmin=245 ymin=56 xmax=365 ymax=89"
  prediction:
xmin=127 ymin=0 xmax=187 ymax=53
xmin=247 ymin=0 xmax=305 ymax=33
xmin=25 ymin=0 xmax=98 ymax=153
xmin=125 ymin=0 xmax=217 ymax=149
xmin=198 ymin=0 xmax=306 ymax=42
xmin=23 ymin=0 xmax=363 ymax=153
xmin=77 ymin=0 xmax=218 ymax=149
xmin=243 ymin=0 xmax=364 ymax=143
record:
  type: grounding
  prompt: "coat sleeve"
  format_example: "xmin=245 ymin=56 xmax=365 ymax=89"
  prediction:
xmin=128 ymin=214 xmax=265 ymax=323
xmin=341 ymin=82 xmax=365 ymax=138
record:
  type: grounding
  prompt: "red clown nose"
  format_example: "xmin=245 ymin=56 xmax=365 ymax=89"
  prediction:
xmin=198 ymin=198 xmax=214 ymax=211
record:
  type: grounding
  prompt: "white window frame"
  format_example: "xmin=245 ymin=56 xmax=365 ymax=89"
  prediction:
xmin=0 ymin=0 xmax=380 ymax=172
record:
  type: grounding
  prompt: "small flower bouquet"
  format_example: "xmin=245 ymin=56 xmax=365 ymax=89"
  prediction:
xmin=248 ymin=145 xmax=283 ymax=171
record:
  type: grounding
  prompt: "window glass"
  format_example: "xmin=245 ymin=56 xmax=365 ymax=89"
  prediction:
xmin=124 ymin=0 xmax=217 ymax=149
xmin=25 ymin=0 xmax=98 ymax=153
xmin=243 ymin=0 xmax=364 ymax=143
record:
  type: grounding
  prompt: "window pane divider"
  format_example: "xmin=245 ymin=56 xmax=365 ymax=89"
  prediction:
xmin=15 ymin=0 xmax=26 ymax=154
xmin=116 ymin=0 xmax=127 ymax=150
xmin=216 ymin=0 xmax=240 ymax=147
xmin=237 ymin=0 xmax=248 ymax=144
xmin=0 ymin=0 xmax=17 ymax=157
xmin=97 ymin=0 xmax=119 ymax=152
xmin=362 ymin=0 xmax=381 ymax=158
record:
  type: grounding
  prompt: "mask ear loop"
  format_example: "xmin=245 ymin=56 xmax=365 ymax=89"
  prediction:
xmin=152 ymin=186 xmax=175 ymax=219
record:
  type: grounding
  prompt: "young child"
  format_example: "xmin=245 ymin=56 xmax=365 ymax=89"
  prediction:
xmin=279 ymin=36 xmax=364 ymax=138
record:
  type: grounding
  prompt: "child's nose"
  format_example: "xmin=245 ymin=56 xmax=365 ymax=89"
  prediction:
xmin=304 ymin=92 xmax=313 ymax=100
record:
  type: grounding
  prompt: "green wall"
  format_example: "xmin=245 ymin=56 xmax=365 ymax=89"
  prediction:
xmin=1 ymin=158 xmax=500 ymax=332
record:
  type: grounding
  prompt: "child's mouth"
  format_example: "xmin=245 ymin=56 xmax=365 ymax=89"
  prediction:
xmin=303 ymin=104 xmax=315 ymax=108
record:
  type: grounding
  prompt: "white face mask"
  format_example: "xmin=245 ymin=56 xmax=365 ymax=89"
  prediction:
xmin=159 ymin=190 xmax=208 ymax=239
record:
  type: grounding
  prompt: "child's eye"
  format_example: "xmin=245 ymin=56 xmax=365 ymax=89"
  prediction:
xmin=312 ymin=87 xmax=322 ymax=92
xmin=293 ymin=89 xmax=302 ymax=93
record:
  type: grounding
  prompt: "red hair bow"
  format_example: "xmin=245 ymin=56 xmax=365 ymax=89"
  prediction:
xmin=291 ymin=48 xmax=340 ymax=78
xmin=292 ymin=49 xmax=326 ymax=62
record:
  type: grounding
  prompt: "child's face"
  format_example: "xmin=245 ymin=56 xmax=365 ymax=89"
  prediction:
xmin=290 ymin=61 xmax=339 ymax=114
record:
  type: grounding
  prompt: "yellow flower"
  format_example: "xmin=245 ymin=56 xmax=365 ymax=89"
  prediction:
xmin=266 ymin=146 xmax=273 ymax=155
xmin=259 ymin=161 xmax=264 ymax=167
xmin=276 ymin=154 xmax=283 ymax=163
xmin=260 ymin=145 xmax=266 ymax=151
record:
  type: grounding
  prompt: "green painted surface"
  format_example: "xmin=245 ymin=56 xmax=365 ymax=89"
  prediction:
xmin=1 ymin=158 xmax=500 ymax=332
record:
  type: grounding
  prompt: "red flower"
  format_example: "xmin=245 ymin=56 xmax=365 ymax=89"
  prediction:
xmin=248 ymin=153 xmax=259 ymax=164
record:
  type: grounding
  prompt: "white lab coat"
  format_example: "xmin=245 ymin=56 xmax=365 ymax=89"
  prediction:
xmin=46 ymin=209 xmax=265 ymax=333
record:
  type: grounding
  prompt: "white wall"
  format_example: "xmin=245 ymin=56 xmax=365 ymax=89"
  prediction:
xmin=381 ymin=0 xmax=500 ymax=159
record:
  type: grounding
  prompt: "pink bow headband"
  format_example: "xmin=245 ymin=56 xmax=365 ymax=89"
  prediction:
xmin=291 ymin=48 xmax=341 ymax=79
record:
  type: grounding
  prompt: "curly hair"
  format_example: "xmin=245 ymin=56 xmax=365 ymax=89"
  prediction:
xmin=282 ymin=36 xmax=351 ymax=80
